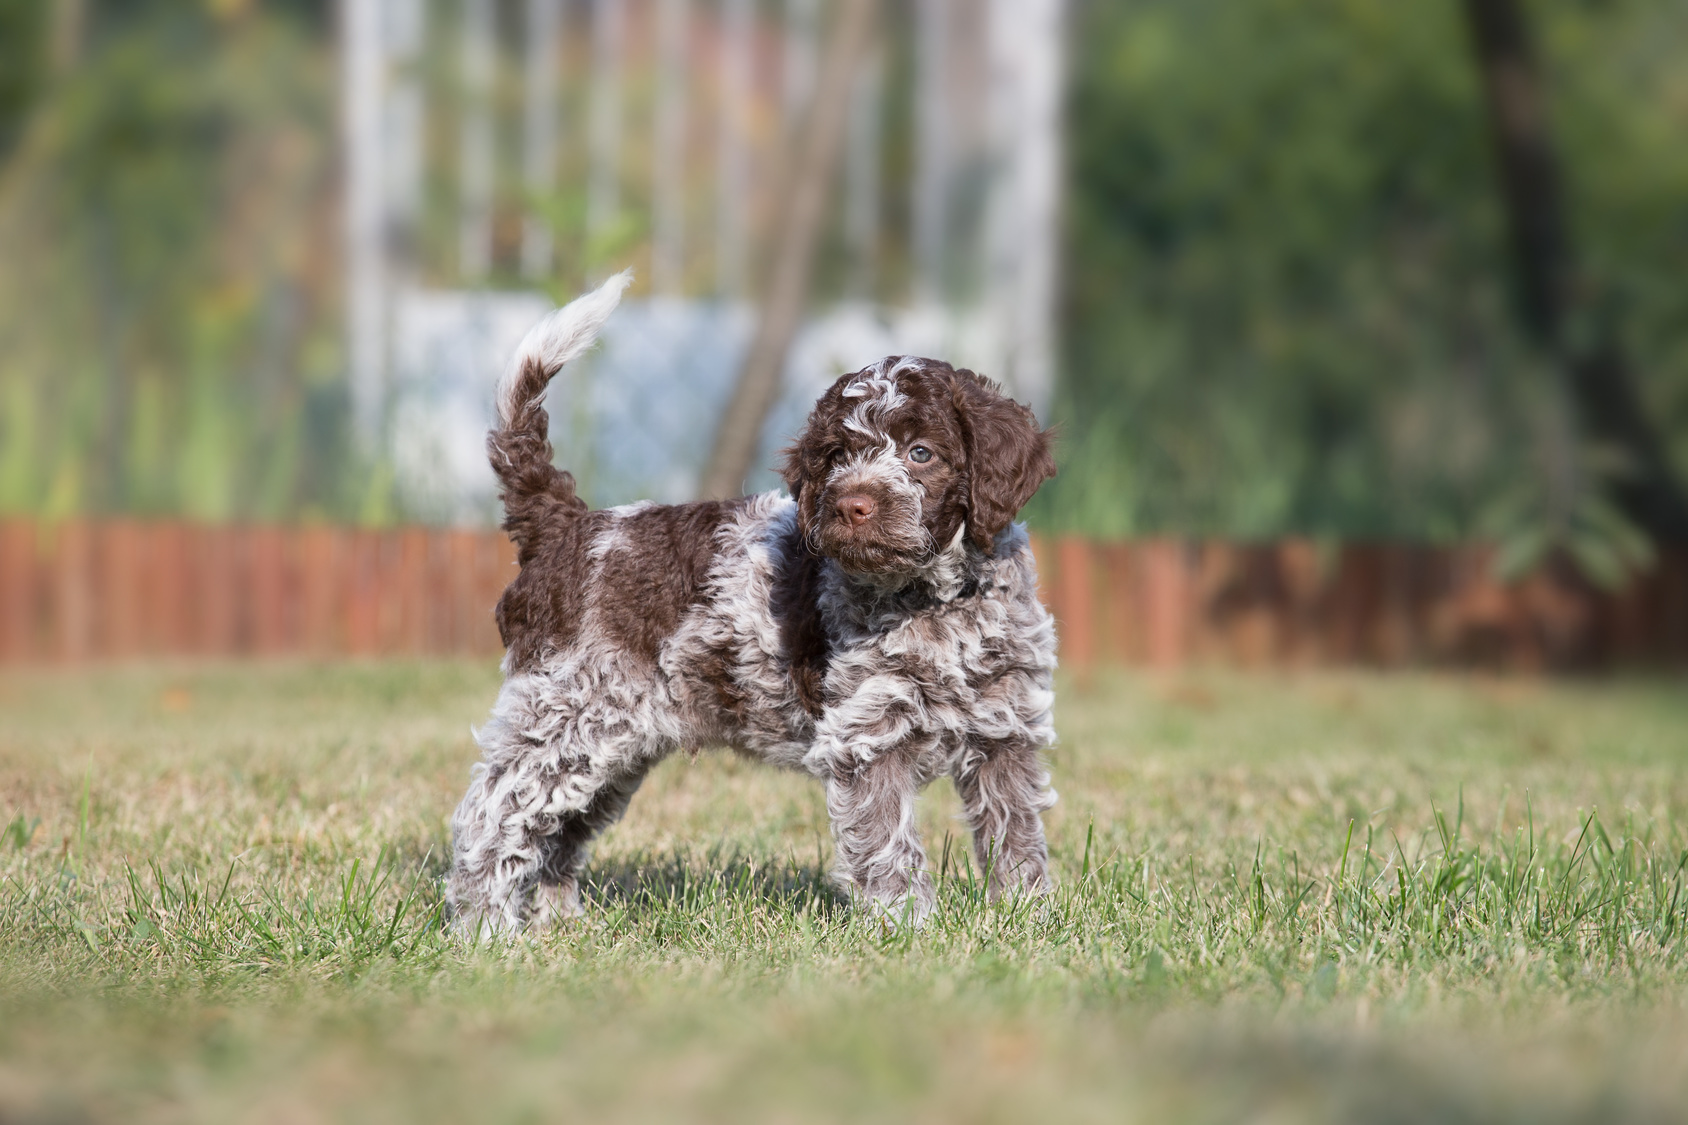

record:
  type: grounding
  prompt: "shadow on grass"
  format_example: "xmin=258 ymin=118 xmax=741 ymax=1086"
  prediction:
xmin=584 ymin=849 xmax=848 ymax=920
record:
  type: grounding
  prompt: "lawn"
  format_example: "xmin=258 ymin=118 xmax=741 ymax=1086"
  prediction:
xmin=2 ymin=659 xmax=1687 ymax=1123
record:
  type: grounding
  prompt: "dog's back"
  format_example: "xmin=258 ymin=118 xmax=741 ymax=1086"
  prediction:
xmin=497 ymin=499 xmax=744 ymax=675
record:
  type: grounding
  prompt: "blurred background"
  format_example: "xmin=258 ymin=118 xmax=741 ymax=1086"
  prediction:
xmin=0 ymin=0 xmax=1685 ymax=666
xmin=6 ymin=10 xmax=1688 ymax=1119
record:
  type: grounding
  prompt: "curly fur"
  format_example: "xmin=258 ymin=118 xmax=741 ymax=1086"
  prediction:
xmin=447 ymin=277 xmax=1060 ymax=933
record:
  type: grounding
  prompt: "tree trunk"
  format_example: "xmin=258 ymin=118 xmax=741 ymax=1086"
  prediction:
xmin=1462 ymin=0 xmax=1688 ymax=541
xmin=698 ymin=0 xmax=877 ymax=501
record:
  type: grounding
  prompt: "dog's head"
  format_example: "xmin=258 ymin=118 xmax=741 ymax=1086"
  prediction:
xmin=780 ymin=357 xmax=1056 ymax=578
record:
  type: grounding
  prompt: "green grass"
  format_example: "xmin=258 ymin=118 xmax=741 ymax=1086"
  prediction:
xmin=3 ymin=661 xmax=1688 ymax=1123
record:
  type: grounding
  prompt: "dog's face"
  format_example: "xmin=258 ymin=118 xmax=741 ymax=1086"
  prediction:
xmin=781 ymin=357 xmax=1056 ymax=577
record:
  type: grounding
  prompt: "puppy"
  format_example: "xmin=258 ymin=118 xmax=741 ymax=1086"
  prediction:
xmin=448 ymin=272 xmax=1059 ymax=931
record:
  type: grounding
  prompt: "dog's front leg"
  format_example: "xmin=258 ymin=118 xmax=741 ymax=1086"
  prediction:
xmin=953 ymin=741 xmax=1056 ymax=900
xmin=824 ymin=748 xmax=934 ymax=926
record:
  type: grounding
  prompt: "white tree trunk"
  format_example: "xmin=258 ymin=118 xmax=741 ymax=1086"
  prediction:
xmin=986 ymin=0 xmax=1060 ymax=416
xmin=783 ymin=0 xmax=818 ymax=128
xmin=458 ymin=0 xmax=495 ymax=280
xmin=522 ymin=0 xmax=563 ymax=280
xmin=588 ymin=0 xmax=625 ymax=241
xmin=715 ymin=0 xmax=751 ymax=297
xmin=652 ymin=0 xmax=689 ymax=295
xmin=845 ymin=48 xmax=883 ymax=300
xmin=345 ymin=0 xmax=386 ymax=443
xmin=913 ymin=0 xmax=949 ymax=301
xmin=385 ymin=0 xmax=424 ymax=236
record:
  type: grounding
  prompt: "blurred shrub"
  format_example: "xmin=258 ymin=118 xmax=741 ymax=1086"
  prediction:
xmin=1032 ymin=0 xmax=1688 ymax=541
xmin=3 ymin=0 xmax=1683 ymax=538
xmin=0 ymin=0 xmax=355 ymax=522
xmin=0 ymin=0 xmax=47 ymax=160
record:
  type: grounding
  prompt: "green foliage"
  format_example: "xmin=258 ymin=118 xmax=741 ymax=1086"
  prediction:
xmin=0 ymin=0 xmax=47 ymax=160
xmin=1036 ymin=0 xmax=1688 ymax=543
xmin=4 ymin=0 xmax=1683 ymax=540
xmin=0 ymin=0 xmax=356 ymax=522
xmin=1482 ymin=398 xmax=1656 ymax=590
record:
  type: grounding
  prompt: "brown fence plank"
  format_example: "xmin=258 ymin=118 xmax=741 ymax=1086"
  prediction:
xmin=398 ymin=528 xmax=428 ymax=655
xmin=469 ymin=534 xmax=497 ymax=655
xmin=1140 ymin=540 xmax=1189 ymax=669
xmin=420 ymin=530 xmax=443 ymax=654
xmin=1277 ymin=539 xmax=1325 ymax=665
xmin=373 ymin=531 xmax=401 ymax=655
xmin=53 ymin=520 xmax=95 ymax=662
xmin=250 ymin=526 xmax=287 ymax=655
xmin=100 ymin=520 xmax=141 ymax=659
xmin=466 ymin=532 xmax=510 ymax=655
xmin=1375 ymin=546 xmax=1413 ymax=666
xmin=196 ymin=525 xmax=238 ymax=655
xmin=1100 ymin=542 xmax=1135 ymax=666
xmin=446 ymin=531 xmax=477 ymax=653
xmin=1054 ymin=537 xmax=1096 ymax=679
xmin=300 ymin=526 xmax=341 ymax=654
xmin=1333 ymin=545 xmax=1381 ymax=664
xmin=1610 ymin=557 xmax=1664 ymax=664
xmin=345 ymin=531 xmax=380 ymax=656
xmin=148 ymin=523 xmax=190 ymax=654
xmin=0 ymin=520 xmax=38 ymax=661
xmin=1196 ymin=542 xmax=1281 ymax=667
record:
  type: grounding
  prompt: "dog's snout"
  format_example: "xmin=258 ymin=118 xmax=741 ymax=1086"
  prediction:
xmin=836 ymin=495 xmax=876 ymax=527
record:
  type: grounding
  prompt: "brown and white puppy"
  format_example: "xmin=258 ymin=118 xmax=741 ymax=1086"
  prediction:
xmin=448 ymin=273 xmax=1059 ymax=932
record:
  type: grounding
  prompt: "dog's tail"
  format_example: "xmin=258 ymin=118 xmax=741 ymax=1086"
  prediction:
xmin=488 ymin=270 xmax=631 ymax=558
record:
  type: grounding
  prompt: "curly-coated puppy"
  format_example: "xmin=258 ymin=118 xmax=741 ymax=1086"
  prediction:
xmin=447 ymin=273 xmax=1059 ymax=932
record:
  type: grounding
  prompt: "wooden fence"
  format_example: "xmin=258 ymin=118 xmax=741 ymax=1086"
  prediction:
xmin=0 ymin=520 xmax=515 ymax=662
xmin=1 ymin=518 xmax=1685 ymax=669
xmin=1032 ymin=538 xmax=1688 ymax=673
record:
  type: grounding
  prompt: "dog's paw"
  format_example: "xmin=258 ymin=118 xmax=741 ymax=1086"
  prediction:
xmin=529 ymin=879 xmax=586 ymax=928
xmin=863 ymin=883 xmax=936 ymax=931
xmin=446 ymin=908 xmax=518 ymax=944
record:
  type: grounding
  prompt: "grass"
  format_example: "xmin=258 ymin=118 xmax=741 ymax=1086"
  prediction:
xmin=2 ymin=660 xmax=1688 ymax=1123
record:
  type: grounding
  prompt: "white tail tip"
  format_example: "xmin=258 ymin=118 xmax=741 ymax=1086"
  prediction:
xmin=496 ymin=269 xmax=634 ymax=426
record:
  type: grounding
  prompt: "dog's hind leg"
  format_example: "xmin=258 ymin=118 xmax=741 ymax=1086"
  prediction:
xmin=953 ymin=741 xmax=1056 ymax=900
xmin=446 ymin=671 xmax=663 ymax=935
xmin=528 ymin=768 xmax=648 ymax=926
xmin=445 ymin=753 xmax=545 ymax=935
xmin=447 ymin=740 xmax=652 ymax=934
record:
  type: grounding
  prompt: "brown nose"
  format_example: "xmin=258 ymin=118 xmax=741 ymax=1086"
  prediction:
xmin=836 ymin=495 xmax=876 ymax=527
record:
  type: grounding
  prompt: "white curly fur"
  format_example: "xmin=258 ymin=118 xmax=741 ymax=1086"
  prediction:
xmin=450 ymin=302 xmax=1058 ymax=935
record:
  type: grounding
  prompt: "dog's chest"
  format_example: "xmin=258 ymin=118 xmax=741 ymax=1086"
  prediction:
xmin=835 ymin=597 xmax=1007 ymax=684
xmin=818 ymin=559 xmax=1054 ymax=733
xmin=663 ymin=505 xmax=1054 ymax=767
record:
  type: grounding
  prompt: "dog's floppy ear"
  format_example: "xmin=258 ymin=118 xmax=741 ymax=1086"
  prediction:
xmin=951 ymin=371 xmax=1056 ymax=554
xmin=779 ymin=373 xmax=854 ymax=535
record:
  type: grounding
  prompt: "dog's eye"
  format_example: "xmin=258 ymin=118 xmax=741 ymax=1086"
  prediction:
xmin=908 ymin=445 xmax=933 ymax=464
